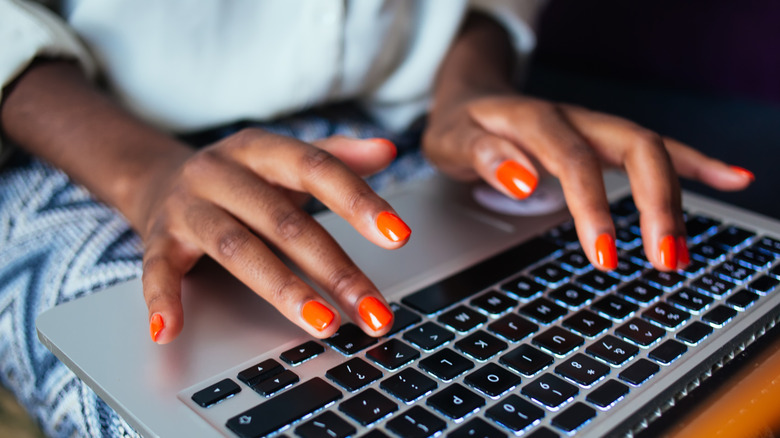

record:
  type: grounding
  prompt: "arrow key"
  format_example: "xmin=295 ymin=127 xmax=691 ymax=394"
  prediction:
xmin=191 ymin=378 xmax=240 ymax=408
xmin=252 ymin=369 xmax=299 ymax=397
xmin=280 ymin=340 xmax=325 ymax=366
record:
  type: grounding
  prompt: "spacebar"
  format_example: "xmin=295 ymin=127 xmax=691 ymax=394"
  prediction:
xmin=226 ymin=377 xmax=342 ymax=438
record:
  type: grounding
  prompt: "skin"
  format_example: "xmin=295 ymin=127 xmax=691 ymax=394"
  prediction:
xmin=0 ymin=14 xmax=752 ymax=344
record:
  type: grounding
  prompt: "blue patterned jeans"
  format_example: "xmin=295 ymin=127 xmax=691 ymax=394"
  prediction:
xmin=0 ymin=108 xmax=433 ymax=437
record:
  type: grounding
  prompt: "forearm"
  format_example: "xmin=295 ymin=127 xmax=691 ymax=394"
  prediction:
xmin=432 ymin=13 xmax=517 ymax=111
xmin=0 ymin=60 xmax=193 ymax=232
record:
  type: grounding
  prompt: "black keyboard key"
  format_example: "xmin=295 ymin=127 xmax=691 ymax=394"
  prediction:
xmin=361 ymin=431 xmax=391 ymax=438
xmin=366 ymin=339 xmax=420 ymax=370
xmin=618 ymin=280 xmax=662 ymax=304
xmin=726 ymin=289 xmax=760 ymax=310
xmin=615 ymin=227 xmax=641 ymax=250
xmin=611 ymin=196 xmax=638 ymax=219
xmin=680 ymin=259 xmax=707 ymax=277
xmin=748 ymin=275 xmax=780 ymax=294
xmin=702 ymin=305 xmax=738 ymax=327
xmin=559 ymin=249 xmax=592 ymax=272
xmin=520 ymin=298 xmax=567 ymax=324
xmin=501 ymin=275 xmax=545 ymax=299
xmin=735 ymin=247 xmax=774 ymax=269
xmin=438 ymin=306 xmax=487 ymax=333
xmin=592 ymin=295 xmax=638 ymax=321
xmin=419 ymin=348 xmax=474 ymax=381
xmin=756 ymin=236 xmax=780 ymax=256
xmin=326 ymin=357 xmax=383 ymax=392
xmin=403 ymin=321 xmax=454 ymax=351
xmin=709 ymin=225 xmax=754 ymax=249
xmin=295 ymin=411 xmax=356 ymax=438
xmin=464 ymin=362 xmax=522 ymax=397
xmin=530 ymin=262 xmax=572 ymax=286
xmin=500 ymin=344 xmax=554 ymax=376
xmin=226 ymin=378 xmax=341 ymax=438
xmin=455 ymin=330 xmax=508 ymax=361
xmin=522 ymin=373 xmax=578 ymax=408
xmin=380 ymin=367 xmax=437 ymax=403
xmin=339 ymin=388 xmax=397 ymax=426
xmin=280 ymin=341 xmax=324 ymax=366
xmin=586 ymin=379 xmax=629 ymax=409
xmin=714 ymin=261 xmax=755 ymax=283
xmin=385 ymin=406 xmax=446 ymax=438
xmin=485 ymin=394 xmax=545 ymax=433
xmin=773 ymin=264 xmax=780 ymax=278
xmin=488 ymin=313 xmax=538 ymax=342
xmin=525 ymin=427 xmax=559 ymax=438
xmin=690 ymin=242 xmax=728 ymax=262
xmin=237 ymin=359 xmax=283 ymax=386
xmin=402 ymin=236 xmax=561 ymax=314
xmin=618 ymin=359 xmax=660 ymax=386
xmin=450 ymin=418 xmax=507 ymax=438
xmin=551 ymin=402 xmax=596 ymax=433
xmin=253 ymin=369 xmax=299 ymax=396
xmin=625 ymin=246 xmax=649 ymax=265
xmin=676 ymin=321 xmax=714 ymax=345
xmin=578 ymin=270 xmax=620 ymax=292
xmin=471 ymin=291 xmax=517 ymax=315
xmin=586 ymin=335 xmax=639 ymax=366
xmin=326 ymin=323 xmax=378 ymax=356
xmin=546 ymin=221 xmax=578 ymax=246
xmin=563 ymin=310 xmax=612 ymax=337
xmin=548 ymin=285 xmax=594 ymax=309
xmin=427 ymin=383 xmax=485 ymax=420
xmin=192 ymin=378 xmax=240 ymax=408
xmin=533 ymin=326 xmax=584 ymax=356
xmin=643 ymin=302 xmax=690 ymax=329
xmin=668 ymin=288 xmax=713 ymax=312
xmin=555 ymin=353 xmax=610 ymax=386
xmin=385 ymin=303 xmax=422 ymax=336
xmin=614 ymin=258 xmax=643 ymax=279
xmin=644 ymin=269 xmax=686 ymax=290
xmin=685 ymin=215 xmax=720 ymax=240
xmin=615 ymin=318 xmax=665 ymax=347
xmin=649 ymin=340 xmax=687 ymax=365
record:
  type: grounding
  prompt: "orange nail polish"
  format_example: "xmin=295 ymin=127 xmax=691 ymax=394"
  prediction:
xmin=376 ymin=211 xmax=411 ymax=242
xmin=595 ymin=233 xmax=618 ymax=270
xmin=659 ymin=235 xmax=678 ymax=270
xmin=301 ymin=301 xmax=334 ymax=331
xmin=150 ymin=313 xmax=164 ymax=343
xmin=369 ymin=138 xmax=397 ymax=159
xmin=358 ymin=297 xmax=393 ymax=331
xmin=677 ymin=236 xmax=690 ymax=266
xmin=730 ymin=166 xmax=755 ymax=182
xmin=495 ymin=160 xmax=537 ymax=199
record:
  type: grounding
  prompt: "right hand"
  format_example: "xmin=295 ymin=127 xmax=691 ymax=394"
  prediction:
xmin=137 ymin=129 xmax=408 ymax=343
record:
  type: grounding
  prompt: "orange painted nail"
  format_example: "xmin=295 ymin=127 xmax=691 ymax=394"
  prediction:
xmin=376 ymin=211 xmax=411 ymax=242
xmin=368 ymin=138 xmax=397 ymax=159
xmin=301 ymin=301 xmax=334 ymax=332
xmin=149 ymin=313 xmax=164 ymax=343
xmin=595 ymin=233 xmax=618 ymax=270
xmin=659 ymin=235 xmax=678 ymax=270
xmin=677 ymin=236 xmax=690 ymax=266
xmin=358 ymin=296 xmax=393 ymax=331
xmin=730 ymin=166 xmax=755 ymax=182
xmin=495 ymin=160 xmax=537 ymax=199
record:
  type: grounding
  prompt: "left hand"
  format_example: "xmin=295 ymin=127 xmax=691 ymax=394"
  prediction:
xmin=422 ymin=93 xmax=754 ymax=272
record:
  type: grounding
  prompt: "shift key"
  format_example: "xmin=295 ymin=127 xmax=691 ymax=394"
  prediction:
xmin=226 ymin=377 xmax=342 ymax=438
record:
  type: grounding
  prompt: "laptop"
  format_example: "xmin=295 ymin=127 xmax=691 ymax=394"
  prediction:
xmin=36 ymin=171 xmax=780 ymax=437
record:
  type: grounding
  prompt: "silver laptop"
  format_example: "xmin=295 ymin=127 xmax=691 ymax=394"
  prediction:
xmin=36 ymin=172 xmax=780 ymax=437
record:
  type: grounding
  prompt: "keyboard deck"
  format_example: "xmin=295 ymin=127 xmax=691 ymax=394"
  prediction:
xmin=182 ymin=195 xmax=780 ymax=438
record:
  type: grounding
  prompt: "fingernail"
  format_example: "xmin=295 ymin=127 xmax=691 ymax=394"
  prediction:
xmin=677 ymin=236 xmax=690 ymax=266
xmin=595 ymin=233 xmax=618 ymax=270
xmin=358 ymin=296 xmax=393 ymax=331
xmin=495 ymin=160 xmax=537 ymax=199
xmin=659 ymin=235 xmax=678 ymax=270
xmin=368 ymin=138 xmax=397 ymax=159
xmin=150 ymin=313 xmax=164 ymax=343
xmin=301 ymin=301 xmax=334 ymax=331
xmin=376 ymin=211 xmax=411 ymax=242
xmin=730 ymin=166 xmax=755 ymax=182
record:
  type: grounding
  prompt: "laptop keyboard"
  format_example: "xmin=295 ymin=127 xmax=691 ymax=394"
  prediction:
xmin=187 ymin=195 xmax=780 ymax=438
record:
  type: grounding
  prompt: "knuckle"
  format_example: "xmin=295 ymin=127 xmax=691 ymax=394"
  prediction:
xmin=273 ymin=207 xmax=309 ymax=241
xmin=267 ymin=273 xmax=302 ymax=307
xmin=343 ymin=187 xmax=375 ymax=217
xmin=300 ymin=148 xmax=339 ymax=179
xmin=216 ymin=227 xmax=251 ymax=260
xmin=629 ymin=129 xmax=665 ymax=154
xmin=326 ymin=265 xmax=365 ymax=299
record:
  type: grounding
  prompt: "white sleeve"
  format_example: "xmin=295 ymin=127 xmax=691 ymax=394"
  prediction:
xmin=0 ymin=0 xmax=97 ymax=163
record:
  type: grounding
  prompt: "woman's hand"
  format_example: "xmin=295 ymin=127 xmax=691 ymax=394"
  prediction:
xmin=136 ymin=130 xmax=408 ymax=343
xmin=423 ymin=93 xmax=754 ymax=272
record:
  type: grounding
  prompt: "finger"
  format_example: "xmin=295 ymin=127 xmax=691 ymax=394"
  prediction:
xmin=662 ymin=136 xmax=755 ymax=191
xmin=313 ymin=136 xmax=397 ymax=177
xmin=560 ymin=107 xmax=688 ymax=270
xmin=224 ymin=129 xmax=411 ymax=248
xmin=142 ymin=237 xmax=196 ymax=344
